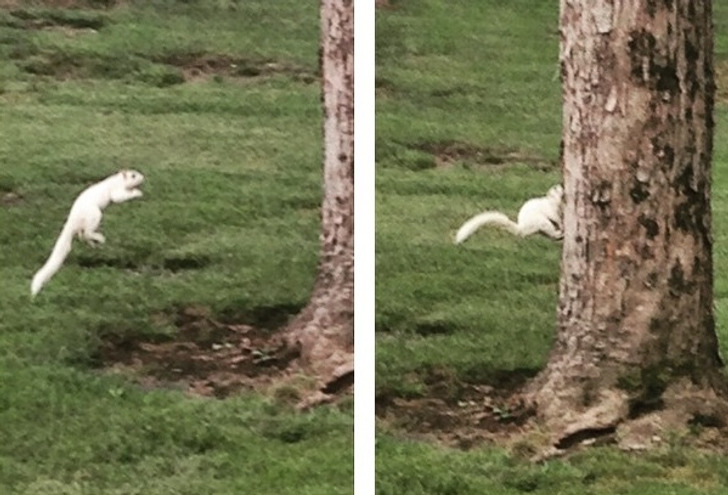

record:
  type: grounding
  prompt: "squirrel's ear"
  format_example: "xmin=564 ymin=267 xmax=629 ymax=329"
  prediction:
xmin=121 ymin=170 xmax=128 ymax=180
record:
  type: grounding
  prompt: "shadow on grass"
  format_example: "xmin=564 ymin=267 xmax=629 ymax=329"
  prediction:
xmin=74 ymin=253 xmax=212 ymax=272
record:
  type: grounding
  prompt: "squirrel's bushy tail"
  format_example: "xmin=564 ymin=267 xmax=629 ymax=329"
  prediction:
xmin=31 ymin=221 xmax=75 ymax=297
xmin=454 ymin=211 xmax=519 ymax=244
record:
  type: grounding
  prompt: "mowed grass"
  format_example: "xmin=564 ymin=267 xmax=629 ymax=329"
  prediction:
xmin=0 ymin=2 xmax=352 ymax=494
xmin=376 ymin=0 xmax=728 ymax=493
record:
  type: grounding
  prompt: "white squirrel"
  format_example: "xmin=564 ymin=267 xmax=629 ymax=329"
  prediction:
xmin=31 ymin=170 xmax=145 ymax=297
xmin=454 ymin=184 xmax=564 ymax=244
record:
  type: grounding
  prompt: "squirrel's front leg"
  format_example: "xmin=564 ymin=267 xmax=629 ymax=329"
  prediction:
xmin=110 ymin=188 xmax=143 ymax=203
xmin=542 ymin=216 xmax=564 ymax=240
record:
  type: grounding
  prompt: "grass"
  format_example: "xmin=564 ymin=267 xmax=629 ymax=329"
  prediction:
xmin=376 ymin=0 xmax=728 ymax=493
xmin=376 ymin=436 xmax=728 ymax=495
xmin=0 ymin=2 xmax=352 ymax=494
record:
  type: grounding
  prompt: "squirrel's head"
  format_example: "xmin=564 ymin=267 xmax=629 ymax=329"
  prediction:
xmin=120 ymin=169 xmax=145 ymax=188
xmin=547 ymin=184 xmax=564 ymax=202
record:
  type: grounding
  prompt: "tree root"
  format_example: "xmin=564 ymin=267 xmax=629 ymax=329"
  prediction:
xmin=528 ymin=377 xmax=728 ymax=460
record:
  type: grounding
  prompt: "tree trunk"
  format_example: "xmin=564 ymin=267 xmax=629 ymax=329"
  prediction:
xmin=528 ymin=0 xmax=728 ymax=448
xmin=285 ymin=0 xmax=354 ymax=398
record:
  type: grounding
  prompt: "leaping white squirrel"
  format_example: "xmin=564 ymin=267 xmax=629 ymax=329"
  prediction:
xmin=454 ymin=184 xmax=564 ymax=244
xmin=30 ymin=169 xmax=145 ymax=297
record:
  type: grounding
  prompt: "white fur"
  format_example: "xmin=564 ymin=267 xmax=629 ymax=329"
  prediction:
xmin=31 ymin=170 xmax=145 ymax=297
xmin=455 ymin=184 xmax=564 ymax=244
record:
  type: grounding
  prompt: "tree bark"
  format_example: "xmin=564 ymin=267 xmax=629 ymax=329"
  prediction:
xmin=528 ymin=0 xmax=728 ymax=448
xmin=285 ymin=0 xmax=354 ymax=397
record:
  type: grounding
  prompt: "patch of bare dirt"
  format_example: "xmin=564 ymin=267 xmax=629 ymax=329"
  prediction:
xmin=375 ymin=77 xmax=397 ymax=97
xmin=95 ymin=304 xmax=308 ymax=400
xmin=378 ymin=365 xmax=728 ymax=458
xmin=375 ymin=0 xmax=403 ymax=9
xmin=413 ymin=140 xmax=557 ymax=171
xmin=0 ymin=0 xmax=121 ymax=8
xmin=0 ymin=191 xmax=22 ymax=206
xmin=376 ymin=366 xmax=538 ymax=450
xmin=1 ymin=8 xmax=106 ymax=32
xmin=156 ymin=53 xmax=318 ymax=85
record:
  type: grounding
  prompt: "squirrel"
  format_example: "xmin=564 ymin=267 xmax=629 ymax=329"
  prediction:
xmin=31 ymin=169 xmax=145 ymax=297
xmin=454 ymin=184 xmax=564 ymax=244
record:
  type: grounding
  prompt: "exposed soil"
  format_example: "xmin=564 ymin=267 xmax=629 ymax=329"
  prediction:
xmin=377 ymin=365 xmax=728 ymax=457
xmin=412 ymin=140 xmax=557 ymax=171
xmin=0 ymin=191 xmax=22 ymax=206
xmin=1 ymin=11 xmax=316 ymax=86
xmin=375 ymin=0 xmax=402 ymax=9
xmin=0 ymin=1 xmax=120 ymax=8
xmin=156 ymin=53 xmax=318 ymax=85
xmin=1 ymin=8 xmax=107 ymax=32
xmin=14 ymin=49 xmax=317 ymax=86
xmin=375 ymin=77 xmax=398 ymax=98
xmin=94 ymin=304 xmax=324 ymax=402
xmin=376 ymin=366 xmax=538 ymax=450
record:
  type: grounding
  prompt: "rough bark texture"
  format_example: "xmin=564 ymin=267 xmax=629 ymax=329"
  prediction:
xmin=528 ymin=0 xmax=728 ymax=448
xmin=285 ymin=0 xmax=354 ymax=396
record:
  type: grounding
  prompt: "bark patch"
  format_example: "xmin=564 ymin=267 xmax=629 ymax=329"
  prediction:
xmin=630 ymin=181 xmax=650 ymax=203
xmin=668 ymin=261 xmax=696 ymax=296
xmin=638 ymin=214 xmax=660 ymax=238
xmin=627 ymin=29 xmax=679 ymax=95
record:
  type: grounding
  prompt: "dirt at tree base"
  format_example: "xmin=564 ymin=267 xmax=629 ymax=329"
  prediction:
xmin=376 ymin=367 xmax=728 ymax=458
xmin=376 ymin=366 xmax=537 ymax=451
xmin=94 ymin=304 xmax=352 ymax=406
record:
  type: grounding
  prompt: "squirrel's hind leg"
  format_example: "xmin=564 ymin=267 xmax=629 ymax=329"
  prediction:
xmin=539 ymin=217 xmax=563 ymax=240
xmin=78 ymin=208 xmax=105 ymax=246
xmin=83 ymin=231 xmax=106 ymax=245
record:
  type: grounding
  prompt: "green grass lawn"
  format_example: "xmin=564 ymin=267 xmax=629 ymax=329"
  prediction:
xmin=0 ymin=2 xmax=352 ymax=494
xmin=376 ymin=0 xmax=728 ymax=493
